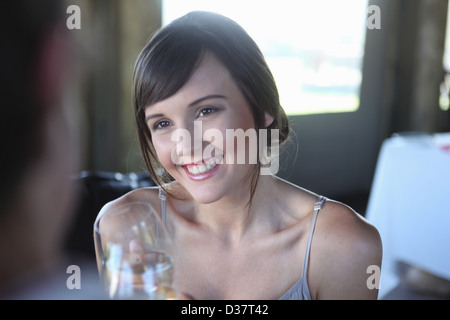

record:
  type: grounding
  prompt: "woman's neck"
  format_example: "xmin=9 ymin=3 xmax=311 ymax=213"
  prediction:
xmin=192 ymin=174 xmax=278 ymax=246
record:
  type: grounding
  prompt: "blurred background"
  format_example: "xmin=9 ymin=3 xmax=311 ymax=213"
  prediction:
xmin=65 ymin=0 xmax=449 ymax=299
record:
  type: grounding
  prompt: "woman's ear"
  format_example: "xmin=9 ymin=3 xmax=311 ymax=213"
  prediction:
xmin=264 ymin=112 xmax=275 ymax=128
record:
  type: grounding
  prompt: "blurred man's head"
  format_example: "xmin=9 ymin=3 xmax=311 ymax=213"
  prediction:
xmin=0 ymin=0 xmax=78 ymax=289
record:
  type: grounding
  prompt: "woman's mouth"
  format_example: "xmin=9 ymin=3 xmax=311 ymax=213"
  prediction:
xmin=183 ymin=156 xmax=222 ymax=180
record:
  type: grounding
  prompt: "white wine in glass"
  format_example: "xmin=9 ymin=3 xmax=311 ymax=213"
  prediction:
xmin=94 ymin=201 xmax=179 ymax=299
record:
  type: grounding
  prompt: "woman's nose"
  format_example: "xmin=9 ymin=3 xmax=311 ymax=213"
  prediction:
xmin=170 ymin=121 xmax=204 ymax=164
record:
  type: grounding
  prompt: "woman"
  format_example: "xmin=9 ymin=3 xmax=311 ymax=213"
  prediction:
xmin=96 ymin=11 xmax=382 ymax=300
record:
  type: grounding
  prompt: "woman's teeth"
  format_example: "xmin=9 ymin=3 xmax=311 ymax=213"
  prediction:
xmin=186 ymin=157 xmax=221 ymax=175
xmin=187 ymin=163 xmax=216 ymax=175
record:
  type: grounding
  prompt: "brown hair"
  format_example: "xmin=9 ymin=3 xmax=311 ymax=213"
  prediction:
xmin=133 ymin=11 xmax=289 ymax=204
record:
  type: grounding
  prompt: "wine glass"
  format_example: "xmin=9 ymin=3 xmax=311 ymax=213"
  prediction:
xmin=94 ymin=201 xmax=179 ymax=299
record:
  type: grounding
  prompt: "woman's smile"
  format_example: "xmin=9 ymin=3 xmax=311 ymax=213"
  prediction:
xmin=182 ymin=155 xmax=223 ymax=181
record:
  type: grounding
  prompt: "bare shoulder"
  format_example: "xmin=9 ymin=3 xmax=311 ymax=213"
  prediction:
xmin=97 ymin=186 xmax=161 ymax=217
xmin=271 ymin=177 xmax=381 ymax=250
xmin=316 ymin=199 xmax=381 ymax=249
xmin=95 ymin=187 xmax=161 ymax=233
xmin=271 ymin=178 xmax=382 ymax=299
xmin=93 ymin=186 xmax=161 ymax=270
xmin=309 ymin=199 xmax=382 ymax=299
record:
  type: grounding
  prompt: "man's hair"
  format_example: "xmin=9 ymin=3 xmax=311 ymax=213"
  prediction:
xmin=0 ymin=0 xmax=63 ymax=217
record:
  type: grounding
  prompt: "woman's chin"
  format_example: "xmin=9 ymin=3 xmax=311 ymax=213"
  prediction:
xmin=168 ymin=178 xmax=223 ymax=204
xmin=189 ymin=190 xmax=223 ymax=204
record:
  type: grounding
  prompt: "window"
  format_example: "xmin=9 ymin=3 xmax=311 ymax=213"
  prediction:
xmin=440 ymin=5 xmax=450 ymax=112
xmin=163 ymin=0 xmax=368 ymax=115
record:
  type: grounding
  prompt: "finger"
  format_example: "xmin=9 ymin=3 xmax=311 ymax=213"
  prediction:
xmin=129 ymin=239 xmax=144 ymax=264
xmin=129 ymin=239 xmax=144 ymax=254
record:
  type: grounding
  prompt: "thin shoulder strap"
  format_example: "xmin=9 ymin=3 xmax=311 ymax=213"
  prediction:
xmin=301 ymin=196 xmax=326 ymax=278
xmin=158 ymin=186 xmax=167 ymax=227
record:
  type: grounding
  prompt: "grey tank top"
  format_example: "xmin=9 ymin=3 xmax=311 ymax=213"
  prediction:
xmin=158 ymin=188 xmax=326 ymax=300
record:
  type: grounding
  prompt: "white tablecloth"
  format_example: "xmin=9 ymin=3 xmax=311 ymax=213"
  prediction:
xmin=366 ymin=132 xmax=450 ymax=298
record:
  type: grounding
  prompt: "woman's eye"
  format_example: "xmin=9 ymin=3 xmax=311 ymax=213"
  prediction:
xmin=153 ymin=120 xmax=171 ymax=130
xmin=198 ymin=107 xmax=216 ymax=117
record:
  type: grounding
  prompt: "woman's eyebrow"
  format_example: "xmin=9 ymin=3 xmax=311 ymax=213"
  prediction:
xmin=145 ymin=113 xmax=164 ymax=122
xmin=188 ymin=94 xmax=226 ymax=107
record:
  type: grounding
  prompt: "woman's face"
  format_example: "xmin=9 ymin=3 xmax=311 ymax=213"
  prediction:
xmin=145 ymin=54 xmax=267 ymax=203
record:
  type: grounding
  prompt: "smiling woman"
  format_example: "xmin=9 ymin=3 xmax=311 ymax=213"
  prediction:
xmin=95 ymin=11 xmax=382 ymax=300
xmin=139 ymin=50 xmax=279 ymax=206
xmin=133 ymin=12 xmax=290 ymax=198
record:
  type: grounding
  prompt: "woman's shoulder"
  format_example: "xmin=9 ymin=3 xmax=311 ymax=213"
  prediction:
xmin=94 ymin=186 xmax=164 ymax=237
xmin=97 ymin=186 xmax=161 ymax=217
xmin=316 ymin=199 xmax=382 ymax=261
xmin=319 ymin=199 xmax=379 ymax=239
xmin=273 ymin=177 xmax=382 ymax=298
xmin=97 ymin=181 xmax=190 ymax=215
xmin=275 ymin=176 xmax=379 ymax=243
xmin=310 ymin=199 xmax=382 ymax=299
